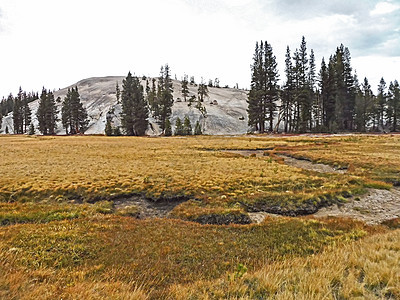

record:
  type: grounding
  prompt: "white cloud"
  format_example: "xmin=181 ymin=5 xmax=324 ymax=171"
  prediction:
xmin=370 ymin=1 xmax=400 ymax=16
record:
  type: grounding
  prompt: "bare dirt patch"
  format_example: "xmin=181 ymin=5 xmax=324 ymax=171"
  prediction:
xmin=114 ymin=196 xmax=185 ymax=219
xmin=314 ymin=188 xmax=400 ymax=225
xmin=279 ymin=155 xmax=347 ymax=174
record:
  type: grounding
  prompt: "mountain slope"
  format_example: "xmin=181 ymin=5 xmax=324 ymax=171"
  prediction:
xmin=0 ymin=76 xmax=250 ymax=135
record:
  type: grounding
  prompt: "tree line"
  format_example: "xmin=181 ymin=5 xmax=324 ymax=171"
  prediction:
xmin=0 ymin=89 xmax=38 ymax=134
xmin=248 ymin=36 xmax=400 ymax=133
xmin=0 ymin=86 xmax=88 ymax=135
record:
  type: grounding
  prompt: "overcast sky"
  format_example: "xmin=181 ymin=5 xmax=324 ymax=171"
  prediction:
xmin=0 ymin=0 xmax=399 ymax=97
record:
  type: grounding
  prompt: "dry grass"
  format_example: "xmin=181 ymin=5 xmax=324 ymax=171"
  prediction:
xmin=0 ymin=135 xmax=367 ymax=218
xmin=0 ymin=214 xmax=373 ymax=298
xmin=276 ymin=134 xmax=400 ymax=185
xmin=170 ymin=228 xmax=400 ymax=299
xmin=1 ymin=134 xmax=399 ymax=299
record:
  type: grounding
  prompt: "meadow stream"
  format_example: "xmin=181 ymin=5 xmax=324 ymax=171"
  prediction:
xmin=112 ymin=150 xmax=400 ymax=225
xmin=224 ymin=149 xmax=400 ymax=225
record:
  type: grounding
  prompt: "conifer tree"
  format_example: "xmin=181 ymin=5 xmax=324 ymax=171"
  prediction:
xmin=248 ymin=41 xmax=265 ymax=132
xmin=148 ymin=78 xmax=158 ymax=115
xmin=116 ymin=82 xmax=121 ymax=104
xmin=105 ymin=119 xmax=113 ymax=136
xmin=37 ymin=88 xmax=58 ymax=135
xmin=197 ymin=81 xmax=209 ymax=102
xmin=120 ymin=72 xmax=149 ymax=136
xmin=296 ymin=36 xmax=312 ymax=132
xmin=12 ymin=92 xmax=23 ymax=134
xmin=61 ymin=87 xmax=89 ymax=134
xmin=282 ymin=46 xmax=295 ymax=132
xmin=154 ymin=65 xmax=174 ymax=132
xmin=22 ymin=93 xmax=32 ymax=133
xmin=174 ymin=117 xmax=184 ymax=135
xmin=387 ymin=80 xmax=400 ymax=132
xmin=355 ymin=77 xmax=373 ymax=132
xmin=28 ymin=123 xmax=35 ymax=135
xmin=194 ymin=120 xmax=202 ymax=135
xmin=263 ymin=41 xmax=279 ymax=131
xmin=181 ymin=75 xmax=189 ymax=102
xmin=247 ymin=41 xmax=279 ymax=132
xmin=183 ymin=116 xmax=192 ymax=135
xmin=376 ymin=77 xmax=387 ymax=129
xmin=164 ymin=119 xmax=172 ymax=136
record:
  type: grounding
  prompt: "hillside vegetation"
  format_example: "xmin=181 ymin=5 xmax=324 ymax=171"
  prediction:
xmin=0 ymin=134 xmax=399 ymax=298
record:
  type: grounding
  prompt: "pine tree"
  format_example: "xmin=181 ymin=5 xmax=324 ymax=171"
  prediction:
xmin=154 ymin=65 xmax=174 ymax=132
xmin=28 ymin=123 xmax=35 ymax=135
xmin=309 ymin=49 xmax=319 ymax=131
xmin=194 ymin=120 xmax=202 ymax=135
xmin=120 ymin=72 xmax=149 ymax=136
xmin=116 ymin=82 xmax=121 ymax=104
xmin=248 ymin=41 xmax=265 ymax=132
xmin=319 ymin=58 xmax=329 ymax=131
xmin=12 ymin=92 xmax=23 ymax=134
xmin=121 ymin=73 xmax=135 ymax=135
xmin=45 ymin=91 xmax=58 ymax=135
xmin=247 ymin=41 xmax=279 ymax=132
xmin=183 ymin=116 xmax=192 ymax=135
xmin=296 ymin=36 xmax=312 ymax=132
xmin=376 ymin=77 xmax=387 ymax=130
xmin=342 ymin=46 xmax=356 ymax=130
xmin=37 ymin=88 xmax=58 ymax=135
xmin=148 ymin=78 xmax=158 ymax=114
xmin=181 ymin=75 xmax=189 ymax=102
xmin=61 ymin=87 xmax=89 ymax=134
xmin=174 ymin=117 xmax=184 ymax=135
xmin=36 ymin=88 xmax=47 ymax=134
xmin=22 ymin=93 xmax=32 ymax=133
xmin=387 ymin=80 xmax=400 ymax=132
xmin=105 ymin=119 xmax=113 ymax=136
xmin=164 ymin=118 xmax=172 ymax=136
xmin=355 ymin=77 xmax=373 ymax=132
xmin=197 ymin=81 xmax=209 ymax=102
xmin=263 ymin=41 xmax=279 ymax=132
xmin=5 ymin=126 xmax=9 ymax=134
xmin=282 ymin=46 xmax=295 ymax=133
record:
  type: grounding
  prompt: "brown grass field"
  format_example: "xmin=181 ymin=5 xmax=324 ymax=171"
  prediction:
xmin=0 ymin=134 xmax=399 ymax=299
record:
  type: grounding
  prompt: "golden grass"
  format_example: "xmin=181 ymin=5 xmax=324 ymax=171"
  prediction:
xmin=0 ymin=135 xmax=367 ymax=217
xmin=1 ymin=134 xmax=399 ymax=299
xmin=276 ymin=134 xmax=400 ymax=185
xmin=170 ymin=228 xmax=400 ymax=299
xmin=0 ymin=213 xmax=373 ymax=298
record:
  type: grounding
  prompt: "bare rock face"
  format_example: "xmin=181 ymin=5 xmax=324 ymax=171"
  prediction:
xmin=1 ymin=76 xmax=250 ymax=135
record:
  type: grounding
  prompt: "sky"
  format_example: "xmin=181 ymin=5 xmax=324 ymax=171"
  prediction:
xmin=0 ymin=0 xmax=399 ymax=97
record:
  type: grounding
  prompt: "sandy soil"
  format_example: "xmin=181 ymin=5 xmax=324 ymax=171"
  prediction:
xmin=314 ymin=188 xmax=400 ymax=225
xmin=114 ymin=196 xmax=184 ymax=219
xmin=279 ymin=155 xmax=347 ymax=174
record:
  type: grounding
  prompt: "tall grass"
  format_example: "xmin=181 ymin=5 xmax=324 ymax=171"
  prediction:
xmin=171 ymin=228 xmax=400 ymax=299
